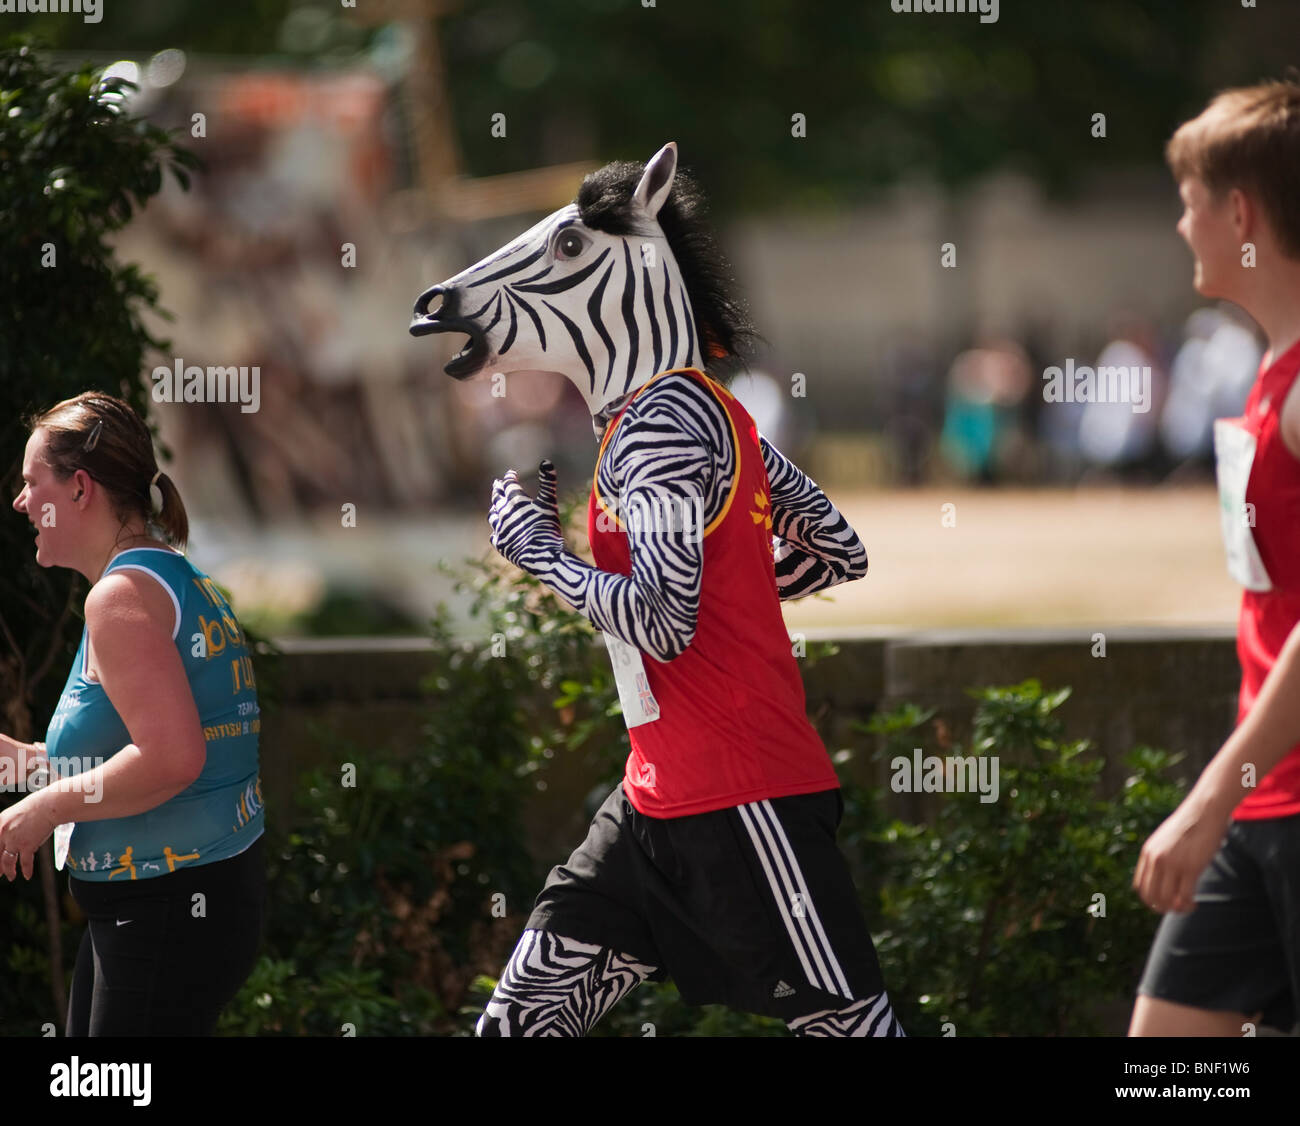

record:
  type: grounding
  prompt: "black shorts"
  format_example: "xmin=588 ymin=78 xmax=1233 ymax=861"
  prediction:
xmin=66 ymin=834 xmax=266 ymax=1036
xmin=525 ymin=783 xmax=889 ymax=1022
xmin=1137 ymin=813 xmax=1300 ymax=1033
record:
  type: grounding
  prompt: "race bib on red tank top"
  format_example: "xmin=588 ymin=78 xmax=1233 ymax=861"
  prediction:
xmin=1213 ymin=418 xmax=1273 ymax=592
xmin=602 ymin=631 xmax=661 ymax=728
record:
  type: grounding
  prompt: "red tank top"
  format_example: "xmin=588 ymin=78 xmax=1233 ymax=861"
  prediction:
xmin=587 ymin=367 xmax=839 ymax=818
xmin=1224 ymin=338 xmax=1300 ymax=819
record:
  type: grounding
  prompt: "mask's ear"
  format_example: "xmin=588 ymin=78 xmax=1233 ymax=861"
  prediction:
xmin=632 ymin=142 xmax=677 ymax=220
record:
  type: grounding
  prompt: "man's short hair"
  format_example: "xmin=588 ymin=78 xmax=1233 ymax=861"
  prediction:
xmin=1166 ymin=77 xmax=1300 ymax=259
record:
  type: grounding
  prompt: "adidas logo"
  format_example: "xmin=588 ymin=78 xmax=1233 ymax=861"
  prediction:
xmin=772 ymin=980 xmax=795 ymax=999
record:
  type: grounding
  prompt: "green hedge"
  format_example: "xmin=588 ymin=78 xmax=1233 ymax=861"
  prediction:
xmin=214 ymin=553 xmax=1184 ymax=1036
xmin=2 ymin=539 xmax=1185 ymax=1035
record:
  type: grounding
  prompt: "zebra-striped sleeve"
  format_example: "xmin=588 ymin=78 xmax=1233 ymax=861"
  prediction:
xmin=547 ymin=406 xmax=710 ymax=663
xmin=759 ymin=433 xmax=868 ymax=600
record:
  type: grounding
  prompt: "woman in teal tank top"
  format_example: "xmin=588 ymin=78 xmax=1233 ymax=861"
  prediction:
xmin=0 ymin=392 xmax=265 ymax=1035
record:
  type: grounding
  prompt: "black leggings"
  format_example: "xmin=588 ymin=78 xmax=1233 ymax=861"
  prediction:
xmin=66 ymin=835 xmax=266 ymax=1036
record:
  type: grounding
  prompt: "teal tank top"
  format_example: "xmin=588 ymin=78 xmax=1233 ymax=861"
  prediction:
xmin=45 ymin=547 xmax=264 ymax=882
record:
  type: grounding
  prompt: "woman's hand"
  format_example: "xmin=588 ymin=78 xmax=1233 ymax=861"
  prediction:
xmin=1132 ymin=795 xmax=1232 ymax=915
xmin=0 ymin=789 xmax=58 ymax=882
xmin=0 ymin=735 xmax=46 ymax=774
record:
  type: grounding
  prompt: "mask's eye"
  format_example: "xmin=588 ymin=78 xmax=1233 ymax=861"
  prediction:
xmin=555 ymin=229 xmax=587 ymax=260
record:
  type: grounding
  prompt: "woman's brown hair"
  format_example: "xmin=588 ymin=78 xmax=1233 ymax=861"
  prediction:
xmin=27 ymin=392 xmax=189 ymax=549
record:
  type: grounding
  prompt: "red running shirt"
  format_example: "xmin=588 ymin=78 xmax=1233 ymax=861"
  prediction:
xmin=1223 ymin=338 xmax=1300 ymax=819
xmin=586 ymin=367 xmax=839 ymax=818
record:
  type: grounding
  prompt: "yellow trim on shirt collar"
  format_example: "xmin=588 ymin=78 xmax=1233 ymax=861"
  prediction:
xmin=592 ymin=368 xmax=741 ymax=538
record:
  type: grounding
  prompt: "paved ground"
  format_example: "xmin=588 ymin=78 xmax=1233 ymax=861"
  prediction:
xmin=195 ymin=483 xmax=1241 ymax=635
xmin=778 ymin=484 xmax=1240 ymax=631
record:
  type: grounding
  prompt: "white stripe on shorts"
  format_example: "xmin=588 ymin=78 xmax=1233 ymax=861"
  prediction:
xmin=736 ymin=799 xmax=853 ymax=1000
xmin=756 ymin=799 xmax=854 ymax=998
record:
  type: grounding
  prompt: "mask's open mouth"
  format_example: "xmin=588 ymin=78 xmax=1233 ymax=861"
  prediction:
xmin=409 ymin=315 xmax=489 ymax=379
xmin=409 ymin=284 xmax=490 ymax=379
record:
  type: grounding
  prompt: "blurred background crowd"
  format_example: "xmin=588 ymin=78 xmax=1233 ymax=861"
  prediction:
xmin=6 ymin=0 xmax=1298 ymax=631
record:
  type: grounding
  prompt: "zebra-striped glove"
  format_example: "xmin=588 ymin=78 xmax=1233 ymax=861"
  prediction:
xmin=488 ymin=459 xmax=567 ymax=575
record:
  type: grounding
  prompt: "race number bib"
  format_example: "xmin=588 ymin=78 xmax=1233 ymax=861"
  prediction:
xmin=602 ymin=632 xmax=661 ymax=729
xmin=53 ymin=822 xmax=74 ymax=871
xmin=1213 ymin=419 xmax=1273 ymax=592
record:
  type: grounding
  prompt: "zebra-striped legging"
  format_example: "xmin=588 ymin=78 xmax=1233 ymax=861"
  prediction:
xmin=475 ymin=929 xmax=906 ymax=1037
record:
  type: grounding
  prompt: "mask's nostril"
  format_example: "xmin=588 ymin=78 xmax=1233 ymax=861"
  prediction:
xmin=414 ymin=283 xmax=448 ymax=319
xmin=410 ymin=283 xmax=463 ymax=338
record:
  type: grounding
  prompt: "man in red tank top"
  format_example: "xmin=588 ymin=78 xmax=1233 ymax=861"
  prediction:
xmin=587 ymin=366 xmax=838 ymax=817
xmin=1131 ymin=78 xmax=1300 ymax=1037
xmin=429 ymin=143 xmax=906 ymax=1036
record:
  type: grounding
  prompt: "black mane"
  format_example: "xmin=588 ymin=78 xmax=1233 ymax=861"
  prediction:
xmin=576 ymin=158 xmax=762 ymax=381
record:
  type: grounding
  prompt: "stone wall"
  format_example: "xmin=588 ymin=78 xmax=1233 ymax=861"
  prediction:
xmin=259 ymin=627 xmax=1241 ymax=862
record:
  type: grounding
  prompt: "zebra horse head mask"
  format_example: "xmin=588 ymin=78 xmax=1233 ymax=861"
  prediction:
xmin=409 ymin=142 xmax=753 ymax=438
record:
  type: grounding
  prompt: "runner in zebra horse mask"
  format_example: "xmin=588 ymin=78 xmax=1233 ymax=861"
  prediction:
xmin=410 ymin=142 xmax=905 ymax=1037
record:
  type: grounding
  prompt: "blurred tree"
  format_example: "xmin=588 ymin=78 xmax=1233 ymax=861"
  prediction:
xmin=10 ymin=0 xmax=1300 ymax=212
xmin=0 ymin=36 xmax=198 ymax=1029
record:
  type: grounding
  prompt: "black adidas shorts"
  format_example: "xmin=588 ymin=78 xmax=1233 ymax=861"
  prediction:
xmin=1137 ymin=812 xmax=1300 ymax=1033
xmin=525 ymin=783 xmax=890 ymax=1022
